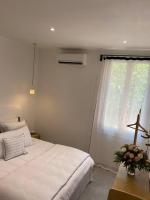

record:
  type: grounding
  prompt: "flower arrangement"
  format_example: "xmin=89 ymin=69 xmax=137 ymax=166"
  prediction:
xmin=114 ymin=144 xmax=150 ymax=175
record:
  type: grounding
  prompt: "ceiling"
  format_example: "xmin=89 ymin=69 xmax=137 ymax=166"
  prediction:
xmin=0 ymin=0 xmax=150 ymax=49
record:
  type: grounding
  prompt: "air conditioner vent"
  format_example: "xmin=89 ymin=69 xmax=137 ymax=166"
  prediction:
xmin=58 ymin=53 xmax=87 ymax=65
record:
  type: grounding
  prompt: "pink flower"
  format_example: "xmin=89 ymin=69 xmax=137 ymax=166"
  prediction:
xmin=129 ymin=153 xmax=134 ymax=159
xmin=124 ymin=152 xmax=130 ymax=159
xmin=121 ymin=147 xmax=127 ymax=153
xmin=134 ymin=156 xmax=140 ymax=161
xmin=138 ymin=153 xmax=143 ymax=159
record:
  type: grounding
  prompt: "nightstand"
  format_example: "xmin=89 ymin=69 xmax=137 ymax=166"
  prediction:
xmin=107 ymin=165 xmax=150 ymax=200
xmin=31 ymin=132 xmax=41 ymax=139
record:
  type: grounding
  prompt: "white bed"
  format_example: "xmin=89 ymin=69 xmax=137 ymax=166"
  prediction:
xmin=0 ymin=138 xmax=94 ymax=200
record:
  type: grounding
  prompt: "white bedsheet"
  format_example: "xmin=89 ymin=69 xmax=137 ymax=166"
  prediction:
xmin=0 ymin=139 xmax=94 ymax=200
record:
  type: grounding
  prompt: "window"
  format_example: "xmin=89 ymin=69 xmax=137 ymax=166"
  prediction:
xmin=98 ymin=59 xmax=150 ymax=137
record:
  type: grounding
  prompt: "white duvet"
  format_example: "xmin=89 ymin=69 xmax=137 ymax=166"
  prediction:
xmin=0 ymin=139 xmax=94 ymax=200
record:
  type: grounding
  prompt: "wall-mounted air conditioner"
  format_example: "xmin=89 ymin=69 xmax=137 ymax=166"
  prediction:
xmin=58 ymin=53 xmax=87 ymax=66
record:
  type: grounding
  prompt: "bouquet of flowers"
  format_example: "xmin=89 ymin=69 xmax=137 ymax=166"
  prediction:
xmin=114 ymin=144 xmax=150 ymax=175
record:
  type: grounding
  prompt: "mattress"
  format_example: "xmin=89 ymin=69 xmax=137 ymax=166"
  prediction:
xmin=0 ymin=138 xmax=94 ymax=200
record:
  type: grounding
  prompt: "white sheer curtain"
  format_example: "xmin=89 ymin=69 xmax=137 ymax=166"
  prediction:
xmin=90 ymin=59 xmax=150 ymax=168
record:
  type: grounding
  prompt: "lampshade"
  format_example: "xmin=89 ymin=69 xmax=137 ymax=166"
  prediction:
xmin=29 ymin=89 xmax=35 ymax=95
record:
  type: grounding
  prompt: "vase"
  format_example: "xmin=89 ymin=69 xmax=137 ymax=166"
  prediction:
xmin=127 ymin=167 xmax=135 ymax=176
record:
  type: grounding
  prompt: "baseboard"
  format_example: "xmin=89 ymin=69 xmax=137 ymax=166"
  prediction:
xmin=95 ymin=163 xmax=117 ymax=174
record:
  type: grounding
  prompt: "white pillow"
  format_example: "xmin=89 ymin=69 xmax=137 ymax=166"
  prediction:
xmin=0 ymin=120 xmax=26 ymax=132
xmin=0 ymin=117 xmax=18 ymax=123
xmin=0 ymin=117 xmax=19 ymax=132
xmin=0 ymin=126 xmax=32 ymax=159
xmin=18 ymin=126 xmax=32 ymax=147
xmin=3 ymin=134 xmax=27 ymax=161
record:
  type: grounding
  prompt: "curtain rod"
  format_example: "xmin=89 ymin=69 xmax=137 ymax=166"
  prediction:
xmin=100 ymin=54 xmax=150 ymax=61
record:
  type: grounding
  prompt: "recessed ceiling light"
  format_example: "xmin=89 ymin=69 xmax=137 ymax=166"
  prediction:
xmin=50 ymin=27 xmax=55 ymax=32
xmin=123 ymin=40 xmax=127 ymax=44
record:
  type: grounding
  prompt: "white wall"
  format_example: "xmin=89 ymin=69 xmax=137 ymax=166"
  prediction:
xmin=36 ymin=49 xmax=100 ymax=151
xmin=0 ymin=35 xmax=37 ymax=129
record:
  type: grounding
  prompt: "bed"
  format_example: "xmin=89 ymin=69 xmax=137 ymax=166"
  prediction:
xmin=0 ymin=138 xmax=94 ymax=200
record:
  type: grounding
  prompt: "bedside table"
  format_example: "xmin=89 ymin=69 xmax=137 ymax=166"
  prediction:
xmin=108 ymin=165 xmax=150 ymax=200
xmin=31 ymin=132 xmax=41 ymax=139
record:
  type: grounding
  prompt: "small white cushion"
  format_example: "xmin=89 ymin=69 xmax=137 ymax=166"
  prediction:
xmin=0 ymin=126 xmax=32 ymax=159
xmin=0 ymin=120 xmax=26 ymax=132
xmin=3 ymin=134 xmax=27 ymax=161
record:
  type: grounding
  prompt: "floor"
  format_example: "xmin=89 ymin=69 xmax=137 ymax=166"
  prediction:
xmin=79 ymin=167 xmax=115 ymax=200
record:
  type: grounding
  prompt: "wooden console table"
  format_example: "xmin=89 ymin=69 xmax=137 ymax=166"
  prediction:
xmin=108 ymin=165 xmax=150 ymax=200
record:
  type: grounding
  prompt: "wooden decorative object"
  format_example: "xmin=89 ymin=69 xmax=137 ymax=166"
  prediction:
xmin=127 ymin=109 xmax=148 ymax=145
xmin=141 ymin=129 xmax=150 ymax=148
